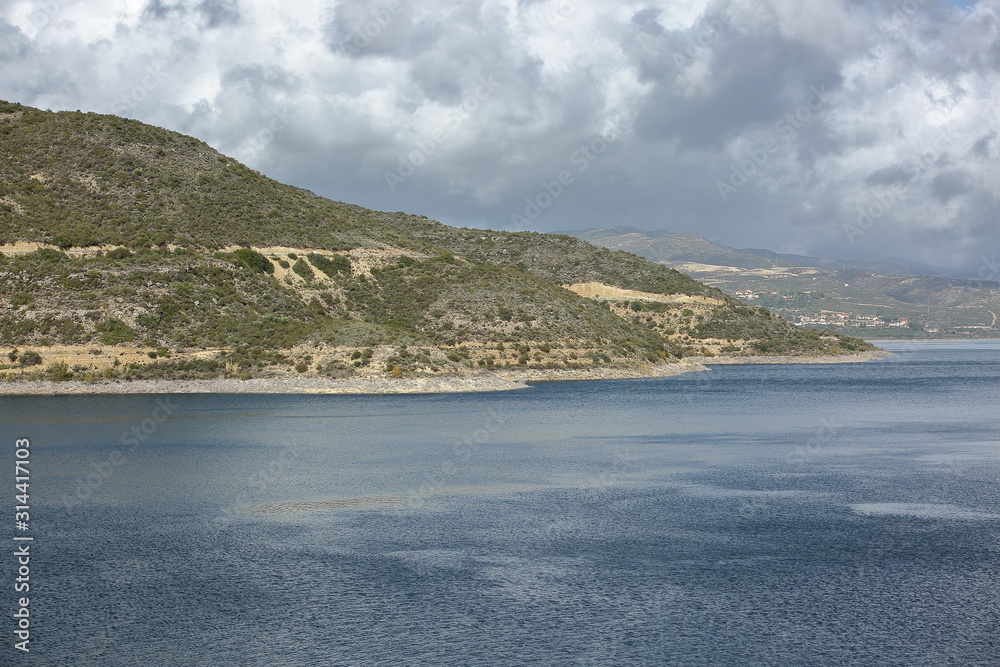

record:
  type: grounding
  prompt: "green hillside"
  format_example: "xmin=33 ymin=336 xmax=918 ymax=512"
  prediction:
xmin=0 ymin=102 xmax=874 ymax=382
xmin=0 ymin=100 xmax=418 ymax=251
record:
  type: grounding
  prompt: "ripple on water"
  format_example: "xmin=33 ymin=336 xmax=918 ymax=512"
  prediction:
xmin=237 ymin=483 xmax=545 ymax=515
xmin=850 ymin=502 xmax=1000 ymax=521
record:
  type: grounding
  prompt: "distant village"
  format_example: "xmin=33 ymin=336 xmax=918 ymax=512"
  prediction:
xmin=734 ymin=290 xmax=910 ymax=329
xmin=794 ymin=313 xmax=910 ymax=329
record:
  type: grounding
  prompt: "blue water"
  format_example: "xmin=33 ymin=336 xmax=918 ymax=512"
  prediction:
xmin=2 ymin=341 xmax=999 ymax=665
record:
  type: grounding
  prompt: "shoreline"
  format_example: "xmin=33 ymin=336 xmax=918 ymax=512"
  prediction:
xmin=0 ymin=374 xmax=530 ymax=396
xmin=0 ymin=362 xmax=708 ymax=396
xmin=865 ymin=338 xmax=1000 ymax=344
xmin=687 ymin=350 xmax=892 ymax=366
xmin=0 ymin=352 xmax=889 ymax=395
xmin=495 ymin=358 xmax=709 ymax=383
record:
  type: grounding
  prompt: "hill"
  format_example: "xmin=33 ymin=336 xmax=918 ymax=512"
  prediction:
xmin=0 ymin=102 xmax=874 ymax=383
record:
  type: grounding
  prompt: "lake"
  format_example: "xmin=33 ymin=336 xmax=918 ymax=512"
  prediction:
xmin=2 ymin=340 xmax=999 ymax=665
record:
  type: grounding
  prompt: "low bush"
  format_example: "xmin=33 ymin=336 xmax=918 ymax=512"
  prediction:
xmin=98 ymin=318 xmax=136 ymax=345
xmin=19 ymin=351 xmax=42 ymax=366
xmin=307 ymin=253 xmax=351 ymax=277
xmin=292 ymin=258 xmax=314 ymax=281
xmin=47 ymin=362 xmax=72 ymax=381
xmin=231 ymin=248 xmax=274 ymax=274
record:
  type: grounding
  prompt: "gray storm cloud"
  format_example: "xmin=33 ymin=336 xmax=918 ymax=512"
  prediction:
xmin=0 ymin=0 xmax=997 ymax=271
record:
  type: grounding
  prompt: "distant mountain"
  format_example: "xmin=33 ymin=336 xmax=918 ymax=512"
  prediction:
xmin=566 ymin=226 xmax=959 ymax=278
xmin=566 ymin=227 xmax=778 ymax=269
xmin=737 ymin=248 xmax=960 ymax=279
xmin=563 ymin=227 xmax=1000 ymax=337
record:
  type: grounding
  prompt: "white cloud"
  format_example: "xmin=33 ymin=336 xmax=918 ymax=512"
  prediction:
xmin=0 ymin=0 xmax=998 ymax=270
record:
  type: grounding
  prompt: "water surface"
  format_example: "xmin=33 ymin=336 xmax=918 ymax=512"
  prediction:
xmin=2 ymin=341 xmax=999 ymax=665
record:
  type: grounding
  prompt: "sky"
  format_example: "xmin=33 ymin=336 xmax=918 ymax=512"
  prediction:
xmin=1 ymin=0 xmax=998 ymax=273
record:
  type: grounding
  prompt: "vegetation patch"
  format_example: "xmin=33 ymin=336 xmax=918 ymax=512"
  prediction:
xmin=229 ymin=248 xmax=274 ymax=274
xmin=307 ymin=252 xmax=351 ymax=277
xmin=291 ymin=258 xmax=315 ymax=281
xmin=98 ymin=319 xmax=136 ymax=345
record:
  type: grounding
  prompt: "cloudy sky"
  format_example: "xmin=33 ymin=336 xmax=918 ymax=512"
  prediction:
xmin=1 ymin=0 xmax=998 ymax=272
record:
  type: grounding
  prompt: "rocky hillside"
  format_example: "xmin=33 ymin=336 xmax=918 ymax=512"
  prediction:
xmin=0 ymin=102 xmax=874 ymax=382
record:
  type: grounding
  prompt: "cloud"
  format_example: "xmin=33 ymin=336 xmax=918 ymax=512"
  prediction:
xmin=142 ymin=0 xmax=242 ymax=28
xmin=0 ymin=20 xmax=30 ymax=60
xmin=932 ymin=168 xmax=975 ymax=202
xmin=196 ymin=0 xmax=242 ymax=28
xmin=142 ymin=0 xmax=183 ymax=21
xmin=322 ymin=0 xmax=415 ymax=58
xmin=0 ymin=0 xmax=998 ymax=271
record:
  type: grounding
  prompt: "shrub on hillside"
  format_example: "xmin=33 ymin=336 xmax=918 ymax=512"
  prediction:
xmin=32 ymin=248 xmax=68 ymax=262
xmin=105 ymin=247 xmax=132 ymax=260
xmin=98 ymin=318 xmax=136 ymax=345
xmin=231 ymin=248 xmax=274 ymax=274
xmin=307 ymin=253 xmax=351 ymax=277
xmin=19 ymin=351 xmax=42 ymax=366
xmin=47 ymin=362 xmax=72 ymax=381
xmin=292 ymin=258 xmax=314 ymax=280
xmin=11 ymin=292 xmax=33 ymax=308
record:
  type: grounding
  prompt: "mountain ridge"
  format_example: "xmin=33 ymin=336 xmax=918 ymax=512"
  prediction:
xmin=564 ymin=226 xmax=961 ymax=278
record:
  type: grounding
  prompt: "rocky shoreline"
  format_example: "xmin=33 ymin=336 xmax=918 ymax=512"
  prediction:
xmin=0 ymin=352 xmax=888 ymax=396
xmin=496 ymin=358 xmax=709 ymax=383
xmin=0 ymin=374 xmax=530 ymax=396
xmin=687 ymin=350 xmax=892 ymax=365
